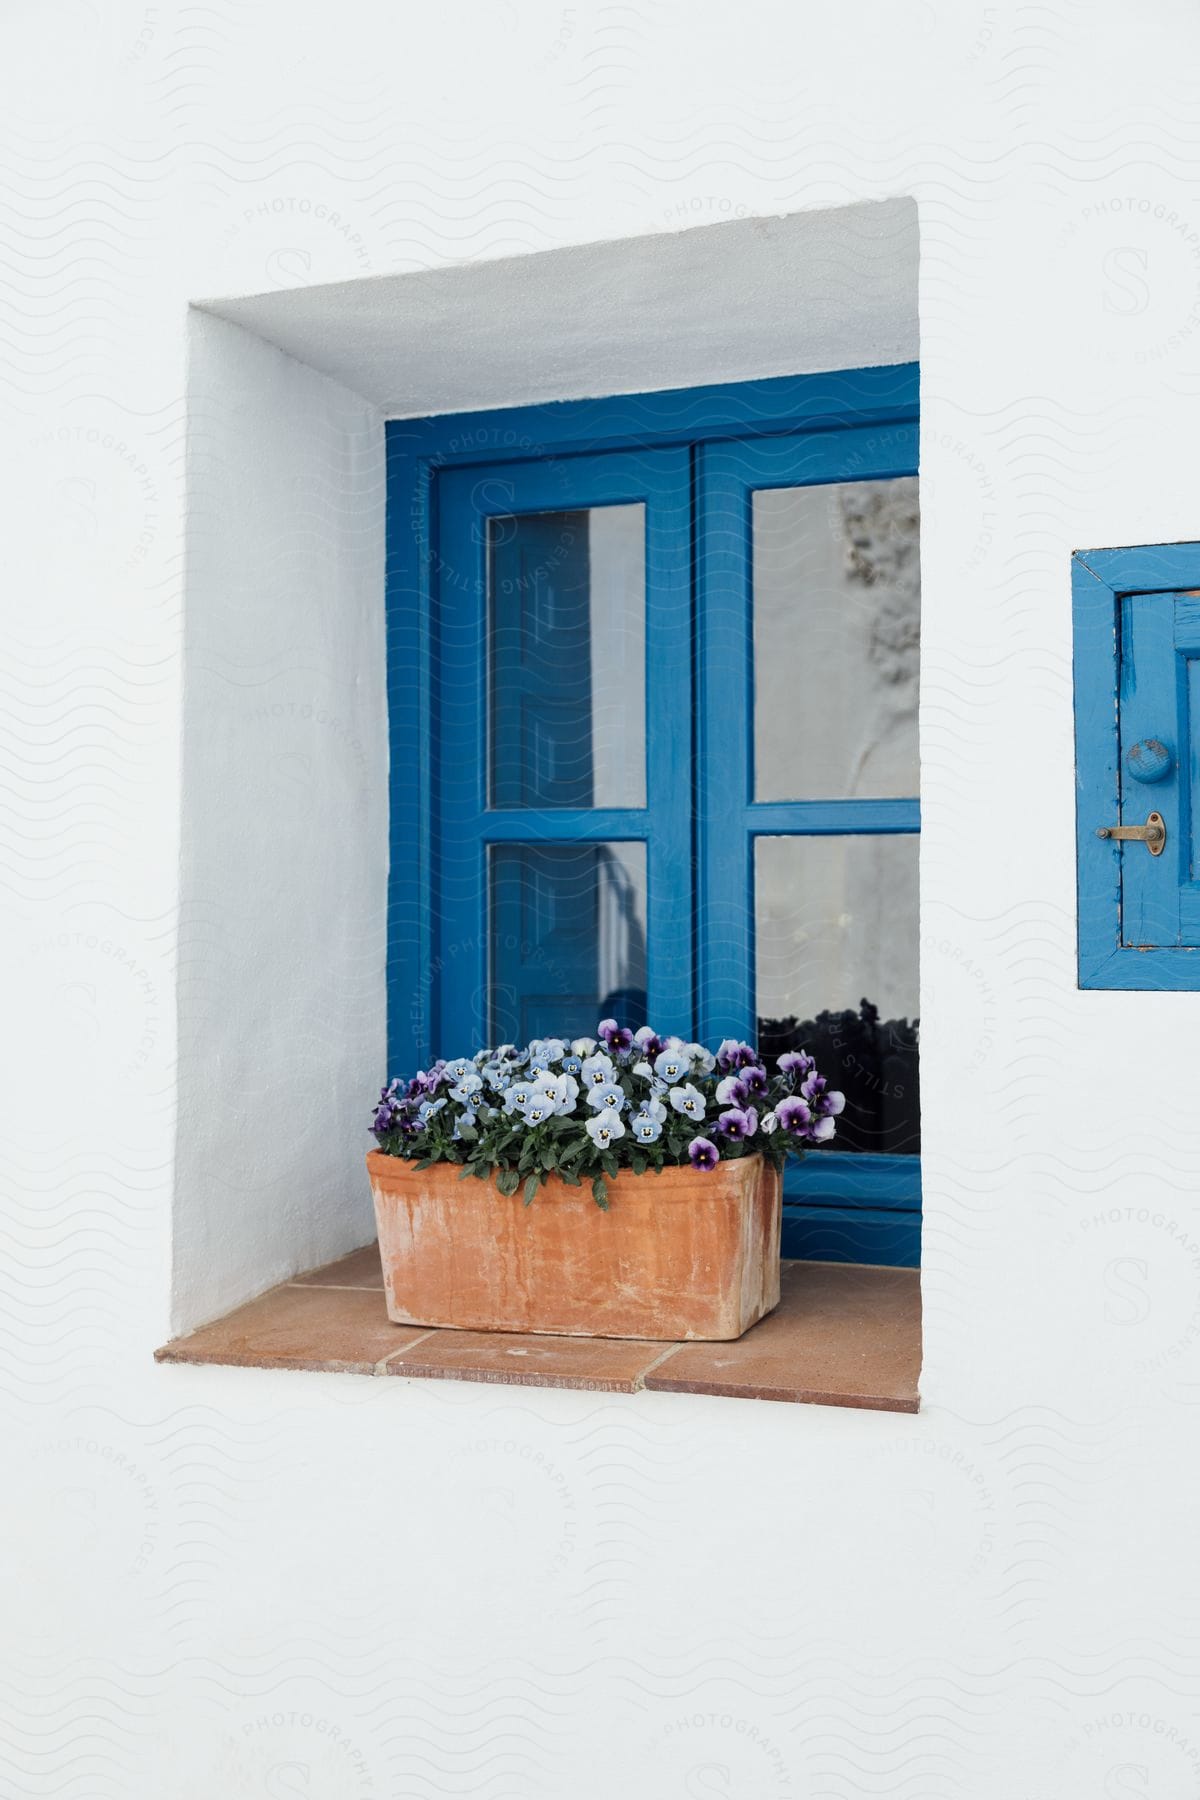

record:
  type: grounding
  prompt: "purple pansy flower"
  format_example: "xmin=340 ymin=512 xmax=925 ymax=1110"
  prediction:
xmin=778 ymin=1050 xmax=816 ymax=1082
xmin=801 ymin=1073 xmax=845 ymax=1118
xmin=717 ymin=1106 xmax=758 ymax=1140
xmin=775 ymin=1095 xmax=814 ymax=1137
xmin=688 ymin=1136 xmax=720 ymax=1171
xmin=715 ymin=1074 xmax=750 ymax=1107
xmin=741 ymin=1065 xmax=769 ymax=1099
xmin=715 ymin=1039 xmax=757 ymax=1073
xmin=597 ymin=1018 xmax=634 ymax=1054
xmin=633 ymin=1026 xmax=665 ymax=1058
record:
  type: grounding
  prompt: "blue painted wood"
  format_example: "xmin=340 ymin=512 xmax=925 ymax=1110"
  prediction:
xmin=1073 ymin=541 xmax=1200 ymax=591
xmin=747 ymin=798 xmax=921 ymax=836
xmin=1073 ymin=553 xmax=1123 ymax=988
xmin=1125 ymin=738 xmax=1173 ymax=784
xmin=476 ymin=808 xmax=652 ymax=842
xmin=694 ymin=437 xmax=755 ymax=1044
xmin=781 ymin=1204 xmax=921 ymax=1267
xmin=1075 ymin=544 xmax=1200 ymax=986
xmin=388 ymin=363 xmax=920 ymax=468
xmin=385 ymin=436 xmax=435 ymax=1065
xmin=1120 ymin=594 xmax=1183 ymax=949
xmin=787 ymin=1152 xmax=922 ymax=1207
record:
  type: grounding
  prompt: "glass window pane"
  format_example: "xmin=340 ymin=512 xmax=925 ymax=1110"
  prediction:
xmin=755 ymin=834 xmax=919 ymax=1156
xmin=489 ymin=842 xmax=647 ymax=1044
xmin=753 ymin=477 xmax=920 ymax=801
xmin=488 ymin=504 xmax=646 ymax=809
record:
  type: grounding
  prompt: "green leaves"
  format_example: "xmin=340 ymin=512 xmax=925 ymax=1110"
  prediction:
xmin=494 ymin=1168 xmax=521 ymax=1198
xmin=592 ymin=1174 xmax=608 ymax=1211
xmin=523 ymin=1173 xmax=541 ymax=1208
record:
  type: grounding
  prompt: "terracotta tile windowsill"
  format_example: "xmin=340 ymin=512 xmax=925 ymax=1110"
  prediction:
xmin=155 ymin=1248 xmax=920 ymax=1411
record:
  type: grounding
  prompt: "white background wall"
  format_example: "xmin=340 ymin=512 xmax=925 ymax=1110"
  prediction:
xmin=5 ymin=4 xmax=1200 ymax=1795
xmin=176 ymin=312 xmax=384 ymax=1329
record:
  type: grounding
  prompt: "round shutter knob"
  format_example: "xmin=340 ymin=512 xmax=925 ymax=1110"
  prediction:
xmin=1125 ymin=738 xmax=1173 ymax=784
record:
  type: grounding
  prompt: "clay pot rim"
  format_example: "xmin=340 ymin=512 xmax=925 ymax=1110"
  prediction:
xmin=366 ymin=1146 xmax=770 ymax=1198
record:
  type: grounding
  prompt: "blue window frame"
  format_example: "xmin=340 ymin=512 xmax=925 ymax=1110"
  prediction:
xmin=387 ymin=364 xmax=921 ymax=1265
xmin=1075 ymin=540 xmax=1200 ymax=988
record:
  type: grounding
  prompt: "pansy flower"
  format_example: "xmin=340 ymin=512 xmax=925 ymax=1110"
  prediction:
xmin=538 ymin=1072 xmax=579 ymax=1115
xmin=587 ymin=1082 xmax=627 ymax=1114
xmin=778 ymin=1049 xmax=816 ymax=1081
xmin=631 ymin=1112 xmax=663 ymax=1144
xmin=633 ymin=1026 xmax=665 ymax=1058
xmin=688 ymin=1136 xmax=720 ymax=1170
xmin=715 ymin=1074 xmax=750 ymax=1107
xmin=774 ymin=1096 xmax=813 ymax=1137
xmin=597 ymin=1018 xmax=634 ymax=1054
xmin=654 ymin=1048 xmax=688 ymax=1084
xmin=801 ymin=1073 xmax=845 ymax=1119
xmin=741 ymin=1065 xmax=769 ymax=1099
xmin=586 ymin=1107 xmax=626 ymax=1148
xmin=717 ymin=1105 xmax=758 ymax=1140
xmin=668 ymin=1083 xmax=706 ymax=1122
xmin=580 ymin=1051 xmax=616 ymax=1090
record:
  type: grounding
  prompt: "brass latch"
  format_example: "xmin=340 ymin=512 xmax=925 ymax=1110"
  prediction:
xmin=1096 ymin=810 xmax=1166 ymax=856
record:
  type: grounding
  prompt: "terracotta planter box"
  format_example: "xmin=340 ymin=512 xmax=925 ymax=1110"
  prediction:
xmin=366 ymin=1150 xmax=782 ymax=1341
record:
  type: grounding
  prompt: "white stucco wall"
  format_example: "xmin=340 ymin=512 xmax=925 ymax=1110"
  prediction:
xmin=175 ymin=312 xmax=385 ymax=1329
xmin=6 ymin=5 xmax=1200 ymax=1796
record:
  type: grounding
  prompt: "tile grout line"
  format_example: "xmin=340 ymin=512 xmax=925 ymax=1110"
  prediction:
xmin=634 ymin=1341 xmax=688 ymax=1390
xmin=373 ymin=1329 xmax=440 ymax=1375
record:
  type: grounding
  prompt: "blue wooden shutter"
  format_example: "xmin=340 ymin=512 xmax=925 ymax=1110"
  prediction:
xmin=1075 ymin=544 xmax=1200 ymax=987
